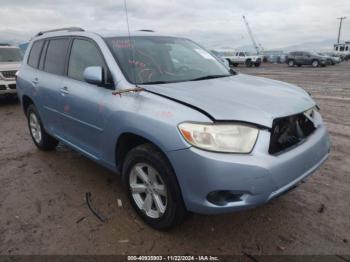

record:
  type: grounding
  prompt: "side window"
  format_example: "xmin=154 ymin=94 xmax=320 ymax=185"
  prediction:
xmin=68 ymin=39 xmax=106 ymax=82
xmin=239 ymin=52 xmax=245 ymax=57
xmin=38 ymin=41 xmax=49 ymax=70
xmin=44 ymin=38 xmax=70 ymax=75
xmin=28 ymin=40 xmax=44 ymax=68
xmin=346 ymin=46 xmax=349 ymax=51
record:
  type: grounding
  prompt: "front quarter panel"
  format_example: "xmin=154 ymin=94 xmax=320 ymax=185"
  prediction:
xmin=101 ymin=90 xmax=212 ymax=168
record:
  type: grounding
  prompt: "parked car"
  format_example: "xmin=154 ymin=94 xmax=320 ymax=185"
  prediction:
xmin=261 ymin=50 xmax=286 ymax=64
xmin=223 ymin=51 xmax=262 ymax=67
xmin=286 ymin=51 xmax=327 ymax=67
xmin=17 ymin=28 xmax=330 ymax=230
xmin=0 ymin=44 xmax=22 ymax=96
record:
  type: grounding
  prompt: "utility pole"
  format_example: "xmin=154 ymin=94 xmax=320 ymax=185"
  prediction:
xmin=337 ymin=17 xmax=346 ymax=44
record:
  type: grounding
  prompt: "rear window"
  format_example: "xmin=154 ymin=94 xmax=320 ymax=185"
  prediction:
xmin=44 ymin=38 xmax=70 ymax=75
xmin=28 ymin=40 xmax=44 ymax=68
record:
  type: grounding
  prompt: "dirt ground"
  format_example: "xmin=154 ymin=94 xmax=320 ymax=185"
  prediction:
xmin=0 ymin=62 xmax=349 ymax=256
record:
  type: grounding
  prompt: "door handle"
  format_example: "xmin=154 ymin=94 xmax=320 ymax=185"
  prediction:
xmin=31 ymin=78 xmax=39 ymax=86
xmin=60 ymin=86 xmax=69 ymax=95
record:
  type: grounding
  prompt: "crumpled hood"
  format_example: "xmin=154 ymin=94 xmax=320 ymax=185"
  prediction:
xmin=142 ymin=74 xmax=315 ymax=128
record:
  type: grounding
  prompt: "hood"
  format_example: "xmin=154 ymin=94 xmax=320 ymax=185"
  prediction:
xmin=0 ymin=62 xmax=21 ymax=71
xmin=142 ymin=74 xmax=315 ymax=128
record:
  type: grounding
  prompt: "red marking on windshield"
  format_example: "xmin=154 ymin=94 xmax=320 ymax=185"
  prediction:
xmin=112 ymin=39 xmax=134 ymax=49
xmin=129 ymin=60 xmax=146 ymax=68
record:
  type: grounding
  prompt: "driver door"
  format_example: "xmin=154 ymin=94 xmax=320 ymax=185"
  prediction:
xmin=60 ymin=38 xmax=112 ymax=159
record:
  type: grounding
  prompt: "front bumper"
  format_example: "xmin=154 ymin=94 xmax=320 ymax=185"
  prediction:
xmin=168 ymin=119 xmax=330 ymax=214
xmin=0 ymin=79 xmax=17 ymax=95
xmin=320 ymin=60 xmax=327 ymax=65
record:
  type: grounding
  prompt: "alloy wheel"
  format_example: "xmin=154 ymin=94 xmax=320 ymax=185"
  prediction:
xmin=29 ymin=113 xmax=42 ymax=144
xmin=129 ymin=163 xmax=167 ymax=219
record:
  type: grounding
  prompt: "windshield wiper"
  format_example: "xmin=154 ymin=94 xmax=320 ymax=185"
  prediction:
xmin=189 ymin=74 xmax=231 ymax=81
xmin=141 ymin=81 xmax=170 ymax=85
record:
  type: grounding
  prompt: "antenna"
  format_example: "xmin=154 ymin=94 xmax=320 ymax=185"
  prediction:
xmin=113 ymin=0 xmax=144 ymax=95
xmin=124 ymin=0 xmax=137 ymax=86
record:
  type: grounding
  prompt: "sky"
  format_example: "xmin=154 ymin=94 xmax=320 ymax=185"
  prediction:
xmin=0 ymin=0 xmax=349 ymax=50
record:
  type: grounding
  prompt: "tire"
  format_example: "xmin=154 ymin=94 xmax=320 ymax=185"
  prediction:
xmin=254 ymin=62 xmax=261 ymax=67
xmin=122 ymin=144 xmax=187 ymax=230
xmin=245 ymin=59 xmax=253 ymax=68
xmin=232 ymin=63 xmax=239 ymax=67
xmin=297 ymin=64 xmax=302 ymax=67
xmin=288 ymin=60 xmax=295 ymax=67
xmin=27 ymin=104 xmax=58 ymax=151
xmin=312 ymin=60 xmax=319 ymax=67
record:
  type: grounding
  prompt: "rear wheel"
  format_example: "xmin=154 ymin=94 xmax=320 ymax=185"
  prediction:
xmin=27 ymin=104 xmax=58 ymax=151
xmin=122 ymin=144 xmax=187 ymax=230
xmin=254 ymin=62 xmax=261 ymax=67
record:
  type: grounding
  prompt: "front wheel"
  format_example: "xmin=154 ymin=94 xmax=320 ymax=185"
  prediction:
xmin=27 ymin=104 xmax=58 ymax=151
xmin=312 ymin=60 xmax=320 ymax=67
xmin=245 ymin=60 xmax=253 ymax=67
xmin=122 ymin=144 xmax=187 ymax=230
xmin=254 ymin=62 xmax=261 ymax=67
xmin=288 ymin=60 xmax=295 ymax=67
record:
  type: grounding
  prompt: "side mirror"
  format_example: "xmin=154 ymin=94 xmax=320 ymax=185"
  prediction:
xmin=83 ymin=66 xmax=103 ymax=85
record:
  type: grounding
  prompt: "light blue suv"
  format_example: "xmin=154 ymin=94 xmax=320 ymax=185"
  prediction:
xmin=17 ymin=28 xmax=330 ymax=230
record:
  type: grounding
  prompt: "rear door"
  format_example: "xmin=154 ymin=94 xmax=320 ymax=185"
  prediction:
xmin=39 ymin=38 xmax=71 ymax=136
xmin=60 ymin=38 xmax=112 ymax=158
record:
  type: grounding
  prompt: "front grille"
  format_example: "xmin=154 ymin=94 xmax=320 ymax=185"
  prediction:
xmin=269 ymin=110 xmax=316 ymax=155
xmin=1 ymin=70 xmax=17 ymax=79
xmin=8 ymin=84 xmax=16 ymax=89
xmin=0 ymin=85 xmax=6 ymax=90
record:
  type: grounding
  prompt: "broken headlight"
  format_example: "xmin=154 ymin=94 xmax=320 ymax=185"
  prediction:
xmin=178 ymin=122 xmax=259 ymax=153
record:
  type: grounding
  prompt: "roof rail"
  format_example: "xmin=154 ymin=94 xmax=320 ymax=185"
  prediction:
xmin=138 ymin=29 xmax=155 ymax=32
xmin=35 ymin=27 xmax=85 ymax=37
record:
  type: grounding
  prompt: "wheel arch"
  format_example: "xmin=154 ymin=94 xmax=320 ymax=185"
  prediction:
xmin=115 ymin=132 xmax=172 ymax=173
xmin=22 ymin=95 xmax=34 ymax=115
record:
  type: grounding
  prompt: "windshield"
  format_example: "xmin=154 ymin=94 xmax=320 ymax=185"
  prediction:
xmin=0 ymin=48 xmax=22 ymax=62
xmin=105 ymin=36 xmax=232 ymax=85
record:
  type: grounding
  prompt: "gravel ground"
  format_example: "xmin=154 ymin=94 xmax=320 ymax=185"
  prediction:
xmin=0 ymin=62 xmax=349 ymax=256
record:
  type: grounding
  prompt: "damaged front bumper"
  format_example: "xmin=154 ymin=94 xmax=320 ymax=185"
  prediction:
xmin=167 ymin=116 xmax=330 ymax=214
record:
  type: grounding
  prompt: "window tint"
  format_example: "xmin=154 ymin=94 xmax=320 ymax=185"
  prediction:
xmin=68 ymin=39 xmax=105 ymax=82
xmin=44 ymin=38 xmax=70 ymax=75
xmin=28 ymin=40 xmax=44 ymax=68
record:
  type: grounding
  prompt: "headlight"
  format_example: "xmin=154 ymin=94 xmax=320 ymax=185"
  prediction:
xmin=178 ymin=122 xmax=259 ymax=153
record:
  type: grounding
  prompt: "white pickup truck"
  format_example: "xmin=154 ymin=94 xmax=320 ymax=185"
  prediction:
xmin=224 ymin=51 xmax=262 ymax=68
